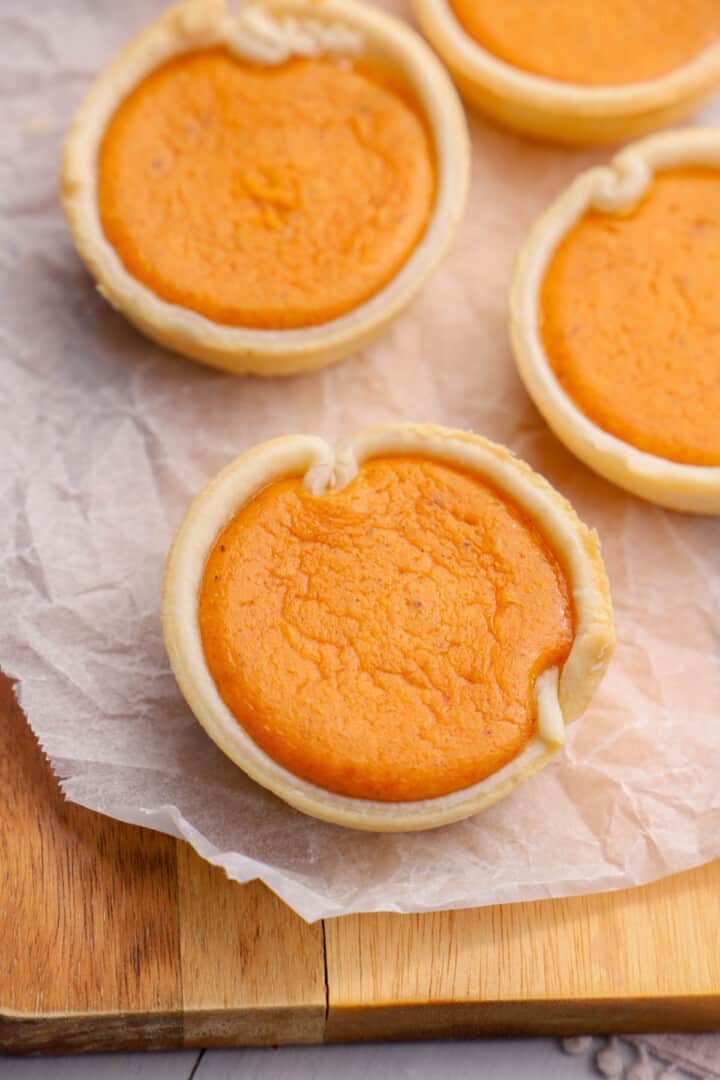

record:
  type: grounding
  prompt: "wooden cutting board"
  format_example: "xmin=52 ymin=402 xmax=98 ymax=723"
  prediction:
xmin=1 ymin=673 xmax=718 ymax=1055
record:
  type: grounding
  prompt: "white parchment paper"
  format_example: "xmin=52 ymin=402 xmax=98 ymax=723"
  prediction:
xmin=2 ymin=0 xmax=719 ymax=922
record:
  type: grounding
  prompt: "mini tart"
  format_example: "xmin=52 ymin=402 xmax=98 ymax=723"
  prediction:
xmin=413 ymin=0 xmax=720 ymax=145
xmin=511 ymin=128 xmax=720 ymax=515
xmin=61 ymin=0 xmax=468 ymax=376
xmin=162 ymin=423 xmax=614 ymax=832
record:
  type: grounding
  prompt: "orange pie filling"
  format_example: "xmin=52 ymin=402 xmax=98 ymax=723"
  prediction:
xmin=98 ymin=48 xmax=435 ymax=330
xmin=540 ymin=166 xmax=720 ymax=467
xmin=198 ymin=457 xmax=574 ymax=803
xmin=448 ymin=0 xmax=720 ymax=87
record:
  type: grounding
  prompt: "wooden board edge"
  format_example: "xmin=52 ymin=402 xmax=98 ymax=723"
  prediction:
xmin=0 ymin=1008 xmax=184 ymax=1055
xmin=324 ymin=996 xmax=720 ymax=1042
xmin=182 ymin=1004 xmax=326 ymax=1048
xmin=0 ymin=1000 xmax=327 ymax=1055
xmin=4 ymin=989 xmax=719 ymax=1053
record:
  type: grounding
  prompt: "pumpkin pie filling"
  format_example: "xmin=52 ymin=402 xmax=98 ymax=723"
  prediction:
xmin=198 ymin=456 xmax=574 ymax=803
xmin=540 ymin=166 xmax=720 ymax=467
xmin=98 ymin=48 xmax=435 ymax=330
xmin=448 ymin=0 xmax=720 ymax=87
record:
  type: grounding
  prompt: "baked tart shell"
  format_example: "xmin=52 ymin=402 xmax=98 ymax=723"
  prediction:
xmin=62 ymin=0 xmax=469 ymax=375
xmin=162 ymin=422 xmax=615 ymax=831
xmin=510 ymin=128 xmax=720 ymax=515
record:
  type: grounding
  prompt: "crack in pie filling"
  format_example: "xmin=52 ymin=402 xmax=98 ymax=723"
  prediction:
xmin=413 ymin=0 xmax=720 ymax=144
xmin=163 ymin=424 xmax=615 ymax=831
xmin=200 ymin=456 xmax=574 ymax=802
xmin=511 ymin=130 xmax=720 ymax=515
xmin=62 ymin=0 xmax=469 ymax=374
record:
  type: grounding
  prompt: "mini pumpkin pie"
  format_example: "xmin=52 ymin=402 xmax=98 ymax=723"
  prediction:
xmin=61 ymin=0 xmax=468 ymax=376
xmin=413 ymin=0 xmax=720 ymax=144
xmin=162 ymin=423 xmax=614 ymax=831
xmin=511 ymin=128 xmax=720 ymax=515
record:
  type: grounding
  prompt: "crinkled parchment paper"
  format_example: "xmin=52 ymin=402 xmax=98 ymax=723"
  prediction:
xmin=2 ymin=0 xmax=719 ymax=921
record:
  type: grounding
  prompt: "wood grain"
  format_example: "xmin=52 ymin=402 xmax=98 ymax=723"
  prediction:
xmin=177 ymin=846 xmax=325 ymax=1046
xmin=0 ymin=673 xmax=325 ymax=1053
xmin=1 ymin=670 xmax=719 ymax=1053
xmin=324 ymin=862 xmax=720 ymax=1039
xmin=0 ymin=673 xmax=182 ymax=1053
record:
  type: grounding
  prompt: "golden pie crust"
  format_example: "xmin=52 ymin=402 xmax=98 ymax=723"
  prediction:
xmin=61 ymin=0 xmax=469 ymax=375
xmin=413 ymin=0 xmax=720 ymax=145
xmin=162 ymin=422 xmax=615 ymax=831
xmin=511 ymin=128 xmax=720 ymax=515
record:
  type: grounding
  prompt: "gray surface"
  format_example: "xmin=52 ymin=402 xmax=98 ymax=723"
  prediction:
xmin=0 ymin=1039 xmax=702 ymax=1079
xmin=0 ymin=1051 xmax=196 ymax=1079
xmin=0 ymin=1040 xmax=594 ymax=1079
xmin=193 ymin=1041 xmax=598 ymax=1078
